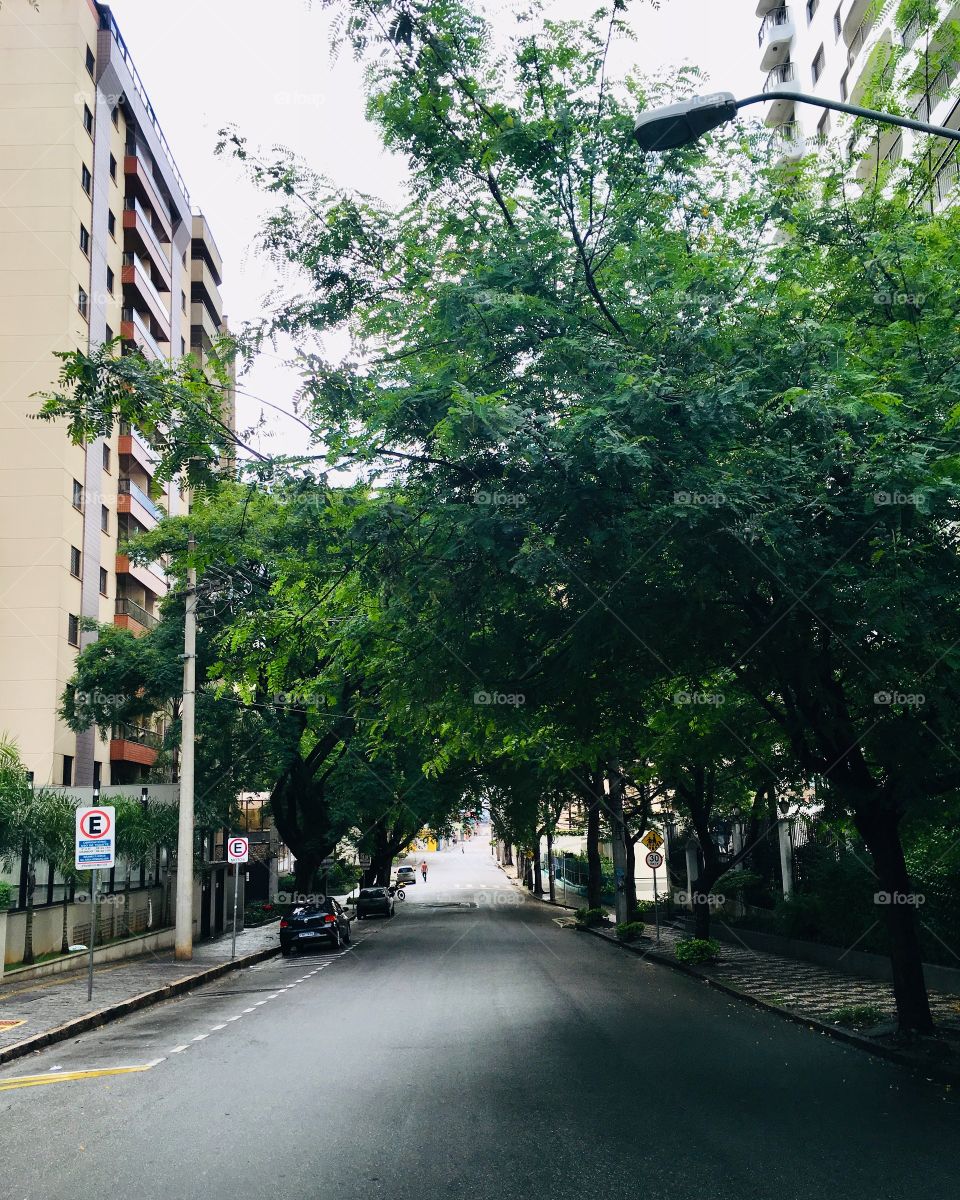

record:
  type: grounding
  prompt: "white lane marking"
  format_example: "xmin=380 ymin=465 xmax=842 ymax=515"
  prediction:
xmin=254 ymin=1001 xmax=267 ymax=1007
xmin=169 ymin=1045 xmax=189 ymax=1054
xmin=145 ymin=1058 xmax=165 ymax=1068
xmin=226 ymin=1015 xmax=242 ymax=1022
xmin=192 ymin=1034 xmax=208 ymax=1042
xmin=211 ymin=1023 xmax=227 ymax=1031
xmin=243 ymin=1007 xmax=255 ymax=1013
xmin=267 ymin=994 xmax=279 ymax=999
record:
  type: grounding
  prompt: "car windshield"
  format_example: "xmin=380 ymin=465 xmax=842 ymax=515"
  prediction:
xmin=360 ymin=889 xmax=385 ymax=898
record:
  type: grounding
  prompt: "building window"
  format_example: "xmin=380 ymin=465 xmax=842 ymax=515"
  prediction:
xmin=70 ymin=545 xmax=81 ymax=577
xmin=806 ymin=0 xmax=819 ymax=22
xmin=109 ymin=154 xmax=117 ymax=182
xmin=85 ymin=45 xmax=95 ymax=76
xmin=62 ymin=755 xmax=73 ymax=787
xmin=105 ymin=323 xmax=114 ymax=343
xmin=81 ymin=163 xmax=92 ymax=195
xmin=80 ymin=224 xmax=90 ymax=255
xmin=181 ymin=290 xmax=187 ymax=313
xmin=811 ymin=45 xmax=825 ymax=85
xmin=99 ymin=566 xmax=108 ymax=595
xmin=72 ymin=479 xmax=83 ymax=510
xmin=101 ymin=504 xmax=109 ymax=533
xmin=840 ymin=68 xmax=849 ymax=100
xmin=102 ymin=444 xmax=111 ymax=472
xmin=108 ymin=210 xmax=116 ymax=239
xmin=834 ymin=7 xmax=842 ymax=38
xmin=93 ymin=760 xmax=101 ymax=788
xmin=181 ymin=337 xmax=186 ymax=356
xmin=108 ymin=266 xmax=117 ymax=294
xmin=68 ymin=614 xmax=80 ymax=646
xmin=817 ymin=111 xmax=831 ymax=142
xmin=83 ymin=104 xmax=93 ymax=135
xmin=78 ymin=286 xmax=88 ymax=320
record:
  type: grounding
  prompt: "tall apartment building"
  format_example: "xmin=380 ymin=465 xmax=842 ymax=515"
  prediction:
xmin=0 ymin=1 xmax=231 ymax=788
xmin=756 ymin=0 xmax=960 ymax=200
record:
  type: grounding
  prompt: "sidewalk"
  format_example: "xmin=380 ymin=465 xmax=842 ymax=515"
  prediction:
xmin=0 ymin=921 xmax=281 ymax=1063
xmin=497 ymin=859 xmax=960 ymax=1047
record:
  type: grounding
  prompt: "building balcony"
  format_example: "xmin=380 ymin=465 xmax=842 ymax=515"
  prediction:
xmin=121 ymin=306 xmax=168 ymax=362
xmin=191 ymin=257 xmax=223 ymax=327
xmin=114 ymin=596 xmax=159 ymax=636
xmin=758 ymin=6 xmax=795 ymax=72
xmin=192 ymin=210 xmax=224 ymax=286
xmin=123 ymin=199 xmax=172 ymax=291
xmin=116 ymin=552 xmax=168 ymax=598
xmin=122 ymin=254 xmax=171 ymax=339
xmin=842 ymin=0 xmax=878 ymax=45
xmin=848 ymin=25 xmax=894 ymax=105
xmin=124 ymin=154 xmax=173 ymax=240
xmin=771 ymin=120 xmax=806 ymax=162
xmin=190 ymin=300 xmax=221 ymax=354
xmin=118 ymin=425 xmax=159 ymax=477
xmin=110 ymin=722 xmax=161 ymax=767
xmin=763 ymin=61 xmax=800 ymax=125
xmin=118 ymin=477 xmax=164 ymax=528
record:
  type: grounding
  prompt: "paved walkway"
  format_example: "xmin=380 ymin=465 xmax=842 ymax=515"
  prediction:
xmin=496 ymin=859 xmax=960 ymax=1033
xmin=0 ymin=922 xmax=281 ymax=1053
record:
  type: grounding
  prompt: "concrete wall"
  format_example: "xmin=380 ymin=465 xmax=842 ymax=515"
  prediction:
xmin=3 ymin=882 xmax=164 ymax=964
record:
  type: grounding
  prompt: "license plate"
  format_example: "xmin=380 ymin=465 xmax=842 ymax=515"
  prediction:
xmin=298 ymin=930 xmax=322 ymax=938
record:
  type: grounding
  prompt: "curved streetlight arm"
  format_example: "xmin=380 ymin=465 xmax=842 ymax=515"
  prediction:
xmin=740 ymin=90 xmax=960 ymax=143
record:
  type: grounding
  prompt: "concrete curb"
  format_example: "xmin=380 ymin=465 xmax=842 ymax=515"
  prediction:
xmin=0 ymin=945 xmax=280 ymax=1067
xmin=496 ymin=861 xmax=960 ymax=1086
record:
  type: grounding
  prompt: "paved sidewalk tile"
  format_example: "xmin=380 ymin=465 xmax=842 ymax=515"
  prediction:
xmin=0 ymin=922 xmax=280 ymax=1052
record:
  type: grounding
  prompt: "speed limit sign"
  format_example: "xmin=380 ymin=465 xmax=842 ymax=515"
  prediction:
xmin=227 ymin=836 xmax=249 ymax=864
xmin=645 ymin=850 xmax=664 ymax=870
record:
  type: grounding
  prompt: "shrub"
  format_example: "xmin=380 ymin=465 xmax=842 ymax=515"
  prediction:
xmin=574 ymin=907 xmax=608 ymax=927
xmin=616 ymin=921 xmax=646 ymax=942
xmin=675 ymin=937 xmax=721 ymax=965
xmin=828 ymin=1003 xmax=886 ymax=1029
xmin=0 ymin=881 xmax=10 ymax=911
xmin=629 ymin=900 xmax=656 ymax=921
xmin=277 ymin=873 xmax=296 ymax=894
xmin=244 ymin=901 xmax=279 ymax=926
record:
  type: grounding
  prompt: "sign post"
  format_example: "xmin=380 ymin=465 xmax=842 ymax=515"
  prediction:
xmin=75 ymin=804 xmax=115 ymax=1001
xmin=645 ymin=849 xmax=664 ymax=946
xmin=227 ymin=837 xmax=249 ymax=959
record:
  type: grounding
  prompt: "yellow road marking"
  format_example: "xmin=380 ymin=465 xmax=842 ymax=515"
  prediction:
xmin=0 ymin=1064 xmax=156 ymax=1092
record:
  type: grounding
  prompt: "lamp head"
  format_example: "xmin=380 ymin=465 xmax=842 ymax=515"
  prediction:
xmin=633 ymin=92 xmax=739 ymax=151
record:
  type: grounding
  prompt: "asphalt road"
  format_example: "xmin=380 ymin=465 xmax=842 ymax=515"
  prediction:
xmin=0 ymin=835 xmax=955 ymax=1200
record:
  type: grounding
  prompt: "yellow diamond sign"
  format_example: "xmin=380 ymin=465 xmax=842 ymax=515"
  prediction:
xmin=641 ymin=829 xmax=664 ymax=852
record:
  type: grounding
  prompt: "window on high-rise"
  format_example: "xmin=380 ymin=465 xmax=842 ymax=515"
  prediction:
xmin=78 ymin=286 xmax=89 ymax=320
xmin=101 ymin=504 xmax=109 ymax=533
xmin=83 ymin=104 xmax=93 ymax=135
xmin=70 ymin=545 xmax=81 ymax=577
xmin=99 ymin=567 xmax=108 ymax=596
xmin=110 ymin=154 xmax=117 ymax=181
xmin=834 ymin=7 xmax=842 ymax=39
xmin=108 ymin=210 xmax=116 ymax=239
xmin=72 ymin=479 xmax=83 ymax=510
xmin=85 ymin=46 xmax=95 ymax=76
xmin=81 ymin=163 xmax=92 ymax=195
xmin=62 ymin=755 xmax=73 ymax=787
xmin=817 ymin=111 xmax=831 ymax=142
xmin=811 ymin=45 xmax=826 ymax=85
xmin=68 ymin=614 xmax=80 ymax=646
xmin=840 ymin=68 xmax=849 ymax=100
xmin=80 ymin=224 xmax=90 ymax=255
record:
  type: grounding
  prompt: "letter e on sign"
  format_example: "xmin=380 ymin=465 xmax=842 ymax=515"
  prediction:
xmin=227 ymin=837 xmax=249 ymax=864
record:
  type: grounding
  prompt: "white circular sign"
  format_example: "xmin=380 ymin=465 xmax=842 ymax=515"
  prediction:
xmin=227 ymin=836 xmax=249 ymax=864
xmin=645 ymin=850 xmax=664 ymax=870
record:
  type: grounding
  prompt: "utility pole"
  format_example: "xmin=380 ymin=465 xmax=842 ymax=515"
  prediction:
xmin=174 ymin=535 xmax=197 ymax=960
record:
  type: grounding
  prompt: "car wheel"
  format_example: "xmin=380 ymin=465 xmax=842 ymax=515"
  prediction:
xmin=343 ymin=924 xmax=351 ymax=944
xmin=333 ymin=928 xmax=342 ymax=949
xmin=281 ymin=944 xmax=292 ymax=957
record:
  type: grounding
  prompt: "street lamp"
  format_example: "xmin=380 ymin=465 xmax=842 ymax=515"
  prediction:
xmin=633 ymin=90 xmax=960 ymax=152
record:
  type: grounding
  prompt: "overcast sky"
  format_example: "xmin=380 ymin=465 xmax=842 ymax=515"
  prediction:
xmin=105 ymin=0 xmax=758 ymax=455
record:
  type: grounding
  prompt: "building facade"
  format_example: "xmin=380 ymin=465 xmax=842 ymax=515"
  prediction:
xmin=756 ymin=0 xmax=960 ymax=198
xmin=0 ymin=0 xmax=230 ymax=788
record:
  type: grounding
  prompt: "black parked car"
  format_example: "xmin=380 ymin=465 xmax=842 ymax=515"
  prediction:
xmin=356 ymin=886 xmax=395 ymax=919
xmin=280 ymin=899 xmax=351 ymax=954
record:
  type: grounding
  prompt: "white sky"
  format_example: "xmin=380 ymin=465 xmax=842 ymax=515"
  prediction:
xmin=105 ymin=0 xmax=758 ymax=455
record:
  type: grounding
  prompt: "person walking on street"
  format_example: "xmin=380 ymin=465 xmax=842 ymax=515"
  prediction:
xmin=421 ymin=860 xmax=428 ymax=882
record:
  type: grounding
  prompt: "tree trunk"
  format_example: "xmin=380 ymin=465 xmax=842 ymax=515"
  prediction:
xmin=856 ymin=805 xmax=934 ymax=1035
xmin=625 ymin=834 xmax=638 ymax=917
xmin=586 ymin=770 xmax=603 ymax=910
xmin=546 ymin=827 xmax=555 ymax=903
xmin=607 ymin=764 xmax=629 ymax=926
xmin=61 ymin=894 xmax=70 ymax=955
xmin=23 ymin=863 xmax=35 ymax=965
xmin=533 ymin=829 xmax=543 ymax=895
xmin=294 ymin=855 xmax=317 ymax=893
